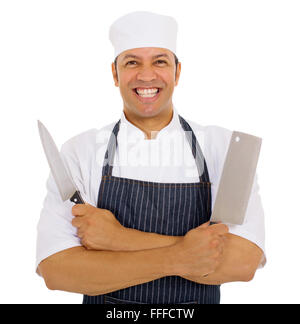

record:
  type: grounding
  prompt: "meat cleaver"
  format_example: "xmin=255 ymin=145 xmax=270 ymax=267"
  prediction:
xmin=37 ymin=120 xmax=85 ymax=204
xmin=210 ymin=131 xmax=262 ymax=225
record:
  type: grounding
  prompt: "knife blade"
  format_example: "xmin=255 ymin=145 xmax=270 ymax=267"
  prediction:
xmin=210 ymin=131 xmax=262 ymax=225
xmin=37 ymin=120 xmax=85 ymax=204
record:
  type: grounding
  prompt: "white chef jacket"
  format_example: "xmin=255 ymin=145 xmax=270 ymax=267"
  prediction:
xmin=36 ymin=107 xmax=266 ymax=273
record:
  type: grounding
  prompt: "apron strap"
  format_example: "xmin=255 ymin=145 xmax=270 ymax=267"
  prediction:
xmin=102 ymin=119 xmax=121 ymax=177
xmin=178 ymin=115 xmax=210 ymax=183
xmin=102 ymin=114 xmax=210 ymax=183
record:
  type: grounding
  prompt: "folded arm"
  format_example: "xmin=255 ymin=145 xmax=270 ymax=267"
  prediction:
xmin=38 ymin=222 xmax=228 ymax=295
xmin=38 ymin=245 xmax=175 ymax=296
xmin=99 ymin=227 xmax=263 ymax=284
xmin=38 ymin=205 xmax=262 ymax=295
xmin=71 ymin=203 xmax=263 ymax=285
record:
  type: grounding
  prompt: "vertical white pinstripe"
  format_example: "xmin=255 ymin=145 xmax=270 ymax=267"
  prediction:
xmin=171 ymin=185 xmax=177 ymax=304
xmin=143 ymin=183 xmax=151 ymax=303
xmin=178 ymin=184 xmax=187 ymax=302
xmin=157 ymin=183 xmax=166 ymax=302
xmin=127 ymin=180 xmax=135 ymax=228
xmin=115 ymin=180 xmax=129 ymax=301
xmin=198 ymin=184 xmax=205 ymax=223
xmin=151 ymin=184 xmax=160 ymax=304
xmin=193 ymin=186 xmax=199 ymax=302
xmin=102 ymin=179 xmax=110 ymax=207
xmin=165 ymin=186 xmax=172 ymax=304
xmin=114 ymin=179 xmax=121 ymax=213
xmin=107 ymin=178 xmax=116 ymax=213
xmin=185 ymin=185 xmax=193 ymax=301
xmin=137 ymin=184 xmax=145 ymax=230
xmin=133 ymin=182 xmax=141 ymax=300
xmin=137 ymin=184 xmax=145 ymax=302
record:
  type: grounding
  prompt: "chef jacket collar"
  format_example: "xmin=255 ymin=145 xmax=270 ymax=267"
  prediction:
xmin=120 ymin=107 xmax=181 ymax=140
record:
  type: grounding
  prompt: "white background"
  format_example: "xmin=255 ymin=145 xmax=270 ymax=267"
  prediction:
xmin=0 ymin=0 xmax=299 ymax=304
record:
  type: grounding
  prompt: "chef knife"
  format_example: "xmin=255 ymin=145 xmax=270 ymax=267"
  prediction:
xmin=37 ymin=120 xmax=85 ymax=204
xmin=210 ymin=131 xmax=262 ymax=225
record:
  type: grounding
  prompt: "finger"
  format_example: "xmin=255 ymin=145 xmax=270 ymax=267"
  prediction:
xmin=221 ymin=234 xmax=228 ymax=244
xmin=209 ymin=223 xmax=229 ymax=235
xmin=71 ymin=217 xmax=82 ymax=228
xmin=216 ymin=239 xmax=225 ymax=254
xmin=77 ymin=229 xmax=84 ymax=239
xmin=219 ymin=236 xmax=228 ymax=252
xmin=72 ymin=203 xmax=90 ymax=217
xmin=211 ymin=238 xmax=221 ymax=247
xmin=211 ymin=238 xmax=224 ymax=251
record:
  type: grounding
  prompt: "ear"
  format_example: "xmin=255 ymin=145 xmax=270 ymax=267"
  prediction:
xmin=175 ymin=62 xmax=181 ymax=86
xmin=111 ymin=62 xmax=119 ymax=87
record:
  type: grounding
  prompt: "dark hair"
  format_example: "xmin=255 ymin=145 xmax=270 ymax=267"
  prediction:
xmin=114 ymin=53 xmax=179 ymax=80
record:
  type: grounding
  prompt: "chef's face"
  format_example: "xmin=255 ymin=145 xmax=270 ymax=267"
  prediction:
xmin=112 ymin=47 xmax=181 ymax=118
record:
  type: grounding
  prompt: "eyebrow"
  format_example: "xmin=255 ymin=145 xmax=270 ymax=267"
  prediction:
xmin=121 ymin=53 xmax=171 ymax=62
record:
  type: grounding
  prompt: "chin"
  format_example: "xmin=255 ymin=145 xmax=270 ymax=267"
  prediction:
xmin=135 ymin=105 xmax=162 ymax=117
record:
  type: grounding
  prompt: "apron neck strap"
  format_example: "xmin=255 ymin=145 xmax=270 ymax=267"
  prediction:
xmin=178 ymin=115 xmax=210 ymax=183
xmin=102 ymin=119 xmax=121 ymax=177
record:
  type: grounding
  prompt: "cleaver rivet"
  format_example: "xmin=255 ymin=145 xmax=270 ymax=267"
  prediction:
xmin=235 ymin=136 xmax=240 ymax=142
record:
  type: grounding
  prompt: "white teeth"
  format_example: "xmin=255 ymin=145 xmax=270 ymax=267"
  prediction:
xmin=139 ymin=93 xmax=157 ymax=98
xmin=136 ymin=88 xmax=159 ymax=96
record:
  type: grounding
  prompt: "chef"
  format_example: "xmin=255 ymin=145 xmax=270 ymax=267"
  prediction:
xmin=36 ymin=11 xmax=266 ymax=304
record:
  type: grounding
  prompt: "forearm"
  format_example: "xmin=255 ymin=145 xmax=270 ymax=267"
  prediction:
xmin=71 ymin=205 xmax=182 ymax=252
xmin=39 ymin=245 xmax=175 ymax=296
xmin=120 ymin=228 xmax=182 ymax=251
xmin=182 ymin=234 xmax=263 ymax=285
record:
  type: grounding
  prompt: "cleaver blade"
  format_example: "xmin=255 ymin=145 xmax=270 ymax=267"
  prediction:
xmin=210 ymin=131 xmax=262 ymax=225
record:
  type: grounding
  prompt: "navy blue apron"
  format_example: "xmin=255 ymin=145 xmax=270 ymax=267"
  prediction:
xmin=83 ymin=115 xmax=220 ymax=304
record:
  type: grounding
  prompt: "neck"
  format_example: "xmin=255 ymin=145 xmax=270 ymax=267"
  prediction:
xmin=123 ymin=106 xmax=174 ymax=140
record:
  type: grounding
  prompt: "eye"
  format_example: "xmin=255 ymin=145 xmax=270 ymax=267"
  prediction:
xmin=125 ymin=60 xmax=138 ymax=66
xmin=155 ymin=60 xmax=168 ymax=65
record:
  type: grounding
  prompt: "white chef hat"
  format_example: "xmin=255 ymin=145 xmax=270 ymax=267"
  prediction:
xmin=109 ymin=11 xmax=178 ymax=59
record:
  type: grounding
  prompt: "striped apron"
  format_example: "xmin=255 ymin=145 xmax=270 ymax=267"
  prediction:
xmin=83 ymin=115 xmax=220 ymax=304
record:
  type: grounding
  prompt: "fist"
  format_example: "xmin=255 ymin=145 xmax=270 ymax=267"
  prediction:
xmin=174 ymin=222 xmax=229 ymax=278
xmin=71 ymin=203 xmax=127 ymax=251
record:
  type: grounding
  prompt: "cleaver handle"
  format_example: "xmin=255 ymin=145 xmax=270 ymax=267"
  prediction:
xmin=70 ymin=190 xmax=85 ymax=204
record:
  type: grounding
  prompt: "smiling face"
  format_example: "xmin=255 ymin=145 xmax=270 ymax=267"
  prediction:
xmin=112 ymin=47 xmax=181 ymax=119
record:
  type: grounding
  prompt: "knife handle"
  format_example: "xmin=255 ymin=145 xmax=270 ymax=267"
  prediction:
xmin=70 ymin=191 xmax=85 ymax=204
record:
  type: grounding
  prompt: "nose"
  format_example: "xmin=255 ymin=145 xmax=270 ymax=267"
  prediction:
xmin=136 ymin=66 xmax=157 ymax=82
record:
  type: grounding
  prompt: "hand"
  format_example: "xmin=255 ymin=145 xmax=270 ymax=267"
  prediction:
xmin=171 ymin=221 xmax=229 ymax=278
xmin=71 ymin=203 xmax=127 ymax=251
